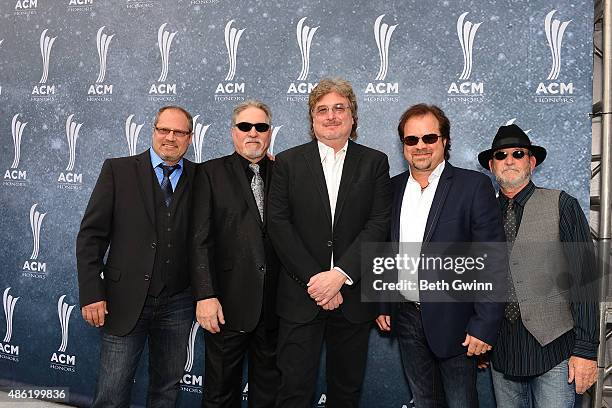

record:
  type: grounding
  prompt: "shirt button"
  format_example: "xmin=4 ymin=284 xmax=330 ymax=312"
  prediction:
xmin=167 ymin=227 xmax=172 ymax=232
xmin=167 ymin=212 xmax=171 ymax=217
xmin=327 ymin=240 xmax=333 ymax=247
xmin=259 ymin=265 xmax=265 ymax=271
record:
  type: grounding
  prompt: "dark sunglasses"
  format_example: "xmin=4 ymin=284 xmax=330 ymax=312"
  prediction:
xmin=235 ymin=122 xmax=270 ymax=132
xmin=402 ymin=134 xmax=440 ymax=146
xmin=493 ymin=150 xmax=528 ymax=161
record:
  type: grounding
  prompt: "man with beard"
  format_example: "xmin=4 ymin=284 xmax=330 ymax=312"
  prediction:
xmin=478 ymin=123 xmax=598 ymax=407
xmin=190 ymin=100 xmax=280 ymax=407
xmin=376 ymin=103 xmax=505 ymax=408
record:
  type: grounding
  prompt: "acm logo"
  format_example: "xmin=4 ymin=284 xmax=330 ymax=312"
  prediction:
xmin=447 ymin=12 xmax=484 ymax=103
xmin=215 ymin=20 xmax=246 ymax=101
xmin=0 ymin=288 xmax=20 ymax=361
xmin=49 ymin=295 xmax=76 ymax=372
xmin=149 ymin=23 xmax=178 ymax=101
xmin=32 ymin=29 xmax=58 ymax=101
xmin=22 ymin=203 xmax=48 ymax=279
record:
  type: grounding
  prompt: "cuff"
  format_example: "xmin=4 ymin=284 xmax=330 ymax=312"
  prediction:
xmin=333 ymin=267 xmax=353 ymax=285
xmin=572 ymin=338 xmax=599 ymax=361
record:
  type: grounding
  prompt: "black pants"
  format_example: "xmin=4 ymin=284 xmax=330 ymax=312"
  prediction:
xmin=203 ymin=319 xmax=279 ymax=408
xmin=275 ymin=309 xmax=371 ymax=408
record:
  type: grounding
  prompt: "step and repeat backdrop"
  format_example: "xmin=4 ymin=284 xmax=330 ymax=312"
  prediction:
xmin=0 ymin=0 xmax=593 ymax=407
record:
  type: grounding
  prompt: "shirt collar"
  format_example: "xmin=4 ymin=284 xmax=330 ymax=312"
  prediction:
xmin=408 ymin=160 xmax=446 ymax=185
xmin=149 ymin=147 xmax=183 ymax=170
xmin=499 ymin=180 xmax=535 ymax=207
xmin=318 ymin=140 xmax=348 ymax=163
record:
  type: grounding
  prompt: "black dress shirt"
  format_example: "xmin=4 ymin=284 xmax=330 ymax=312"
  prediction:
xmin=491 ymin=181 xmax=599 ymax=376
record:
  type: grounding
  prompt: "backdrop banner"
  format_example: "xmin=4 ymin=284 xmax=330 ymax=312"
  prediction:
xmin=0 ymin=1 xmax=593 ymax=407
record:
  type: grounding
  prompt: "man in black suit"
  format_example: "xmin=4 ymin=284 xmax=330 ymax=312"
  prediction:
xmin=376 ymin=104 xmax=505 ymax=408
xmin=76 ymin=106 xmax=195 ymax=407
xmin=190 ymin=100 xmax=279 ymax=407
xmin=268 ymin=78 xmax=392 ymax=407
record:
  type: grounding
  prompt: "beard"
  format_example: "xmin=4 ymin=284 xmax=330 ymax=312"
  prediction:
xmin=495 ymin=166 xmax=532 ymax=191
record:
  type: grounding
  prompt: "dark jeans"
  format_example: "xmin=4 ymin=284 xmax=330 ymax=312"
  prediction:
xmin=275 ymin=309 xmax=371 ymax=408
xmin=395 ymin=302 xmax=478 ymax=408
xmin=203 ymin=318 xmax=279 ymax=408
xmin=92 ymin=289 xmax=194 ymax=408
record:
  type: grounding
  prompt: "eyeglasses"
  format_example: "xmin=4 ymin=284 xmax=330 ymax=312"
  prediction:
xmin=314 ymin=104 xmax=350 ymax=117
xmin=235 ymin=122 xmax=270 ymax=132
xmin=493 ymin=150 xmax=529 ymax=161
xmin=154 ymin=127 xmax=191 ymax=138
xmin=402 ymin=134 xmax=441 ymax=146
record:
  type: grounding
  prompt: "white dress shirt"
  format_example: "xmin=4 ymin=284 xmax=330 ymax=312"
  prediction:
xmin=318 ymin=140 xmax=353 ymax=285
xmin=398 ymin=160 xmax=445 ymax=301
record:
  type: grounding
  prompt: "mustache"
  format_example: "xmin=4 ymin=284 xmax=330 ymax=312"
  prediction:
xmin=323 ymin=120 xmax=342 ymax=126
xmin=244 ymin=138 xmax=263 ymax=145
xmin=413 ymin=148 xmax=432 ymax=154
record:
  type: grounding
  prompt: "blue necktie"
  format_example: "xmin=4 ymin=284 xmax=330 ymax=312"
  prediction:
xmin=160 ymin=164 xmax=178 ymax=207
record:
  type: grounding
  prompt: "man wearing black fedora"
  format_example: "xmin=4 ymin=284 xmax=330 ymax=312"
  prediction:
xmin=479 ymin=123 xmax=599 ymax=407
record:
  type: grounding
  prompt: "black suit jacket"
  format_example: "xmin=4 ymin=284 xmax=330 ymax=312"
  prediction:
xmin=76 ymin=150 xmax=195 ymax=336
xmin=189 ymin=153 xmax=280 ymax=332
xmin=268 ymin=139 xmax=392 ymax=324
xmin=386 ymin=163 xmax=506 ymax=358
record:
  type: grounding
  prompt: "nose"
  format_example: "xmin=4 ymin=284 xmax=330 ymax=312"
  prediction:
xmin=247 ymin=127 xmax=258 ymax=137
xmin=166 ymin=131 xmax=177 ymax=141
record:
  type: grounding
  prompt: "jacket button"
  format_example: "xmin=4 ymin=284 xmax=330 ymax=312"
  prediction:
xmin=165 ymin=259 xmax=171 ymax=264
xmin=144 ymin=274 xmax=150 ymax=280
xmin=327 ymin=240 xmax=333 ymax=247
xmin=151 ymin=243 xmax=156 ymax=248
xmin=259 ymin=265 xmax=265 ymax=271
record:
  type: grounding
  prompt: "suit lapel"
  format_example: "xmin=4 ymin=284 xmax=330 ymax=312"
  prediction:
xmin=172 ymin=159 xmax=194 ymax=205
xmin=135 ymin=150 xmax=156 ymax=225
xmin=229 ymin=153 xmax=264 ymax=228
xmin=333 ymin=140 xmax=362 ymax=230
xmin=303 ymin=140 xmax=332 ymax=227
xmin=391 ymin=170 xmax=410 ymax=242
xmin=423 ymin=163 xmax=454 ymax=242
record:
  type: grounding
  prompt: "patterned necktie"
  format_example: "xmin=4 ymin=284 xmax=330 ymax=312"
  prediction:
xmin=249 ymin=163 xmax=264 ymax=221
xmin=160 ymin=164 xmax=178 ymax=207
xmin=503 ymin=199 xmax=520 ymax=323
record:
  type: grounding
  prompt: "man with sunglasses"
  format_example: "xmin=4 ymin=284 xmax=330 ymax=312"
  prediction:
xmin=190 ymin=100 xmax=280 ymax=407
xmin=77 ymin=106 xmax=195 ymax=406
xmin=268 ymin=78 xmax=391 ymax=407
xmin=479 ymin=124 xmax=598 ymax=407
xmin=376 ymin=104 xmax=505 ymax=408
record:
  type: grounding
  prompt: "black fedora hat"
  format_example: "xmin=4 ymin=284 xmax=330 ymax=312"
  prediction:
xmin=478 ymin=124 xmax=547 ymax=170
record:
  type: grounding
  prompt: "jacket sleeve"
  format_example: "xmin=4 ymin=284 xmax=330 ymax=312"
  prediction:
xmin=267 ymin=154 xmax=324 ymax=286
xmin=76 ymin=159 xmax=114 ymax=307
xmin=189 ymin=163 xmax=217 ymax=300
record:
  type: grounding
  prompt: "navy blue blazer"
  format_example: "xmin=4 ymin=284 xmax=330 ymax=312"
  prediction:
xmin=387 ymin=162 xmax=506 ymax=359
